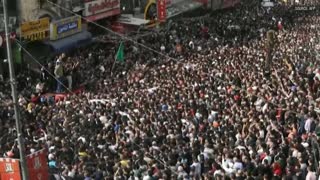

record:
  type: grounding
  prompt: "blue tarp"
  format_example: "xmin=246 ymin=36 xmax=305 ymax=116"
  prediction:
xmin=45 ymin=31 xmax=92 ymax=54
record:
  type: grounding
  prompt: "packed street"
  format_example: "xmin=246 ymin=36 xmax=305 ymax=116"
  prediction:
xmin=1 ymin=0 xmax=320 ymax=179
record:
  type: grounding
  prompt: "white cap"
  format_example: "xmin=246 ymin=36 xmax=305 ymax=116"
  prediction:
xmin=48 ymin=153 xmax=54 ymax=160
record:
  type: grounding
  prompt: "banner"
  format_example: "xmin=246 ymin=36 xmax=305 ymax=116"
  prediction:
xmin=20 ymin=18 xmax=50 ymax=41
xmin=83 ymin=0 xmax=121 ymax=21
xmin=26 ymin=149 xmax=49 ymax=180
xmin=12 ymin=43 xmax=22 ymax=64
xmin=0 ymin=158 xmax=21 ymax=180
xmin=50 ymin=16 xmax=82 ymax=41
xmin=157 ymin=0 xmax=167 ymax=22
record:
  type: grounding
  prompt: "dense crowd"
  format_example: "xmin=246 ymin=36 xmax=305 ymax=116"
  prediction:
xmin=1 ymin=0 xmax=320 ymax=180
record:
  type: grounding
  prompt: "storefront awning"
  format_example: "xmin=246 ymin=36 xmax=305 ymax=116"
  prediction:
xmin=45 ymin=31 xmax=92 ymax=54
xmin=167 ymin=0 xmax=203 ymax=18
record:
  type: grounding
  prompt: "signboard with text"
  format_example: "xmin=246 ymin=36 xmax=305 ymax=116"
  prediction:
xmin=83 ymin=0 xmax=121 ymax=21
xmin=20 ymin=18 xmax=50 ymax=41
xmin=26 ymin=149 xmax=49 ymax=180
xmin=294 ymin=5 xmax=318 ymax=11
xmin=50 ymin=16 xmax=82 ymax=41
xmin=157 ymin=0 xmax=167 ymax=22
xmin=0 ymin=158 xmax=21 ymax=180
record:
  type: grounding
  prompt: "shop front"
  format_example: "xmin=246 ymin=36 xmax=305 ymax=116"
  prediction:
xmin=45 ymin=16 xmax=92 ymax=54
xmin=17 ymin=18 xmax=51 ymax=72
xmin=117 ymin=0 xmax=206 ymax=30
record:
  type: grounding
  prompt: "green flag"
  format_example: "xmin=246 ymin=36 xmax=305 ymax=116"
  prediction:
xmin=115 ymin=42 xmax=124 ymax=62
xmin=12 ymin=43 xmax=22 ymax=64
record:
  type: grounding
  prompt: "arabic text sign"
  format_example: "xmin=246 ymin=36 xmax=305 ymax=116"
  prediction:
xmin=26 ymin=149 xmax=49 ymax=180
xmin=294 ymin=6 xmax=317 ymax=11
xmin=83 ymin=0 xmax=120 ymax=19
xmin=20 ymin=18 xmax=49 ymax=40
xmin=57 ymin=21 xmax=79 ymax=34
xmin=0 ymin=158 xmax=21 ymax=180
xmin=157 ymin=0 xmax=167 ymax=22
xmin=50 ymin=16 xmax=82 ymax=40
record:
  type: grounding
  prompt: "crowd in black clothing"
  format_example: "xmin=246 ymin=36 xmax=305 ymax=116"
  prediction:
xmin=1 ymin=0 xmax=320 ymax=180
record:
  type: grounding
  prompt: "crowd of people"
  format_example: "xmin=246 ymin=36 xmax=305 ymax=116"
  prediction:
xmin=1 ymin=0 xmax=320 ymax=179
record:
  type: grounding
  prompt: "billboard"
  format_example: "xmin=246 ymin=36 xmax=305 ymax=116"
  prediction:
xmin=26 ymin=149 xmax=49 ymax=180
xmin=83 ymin=0 xmax=121 ymax=21
xmin=50 ymin=16 xmax=82 ymax=41
xmin=20 ymin=18 xmax=50 ymax=41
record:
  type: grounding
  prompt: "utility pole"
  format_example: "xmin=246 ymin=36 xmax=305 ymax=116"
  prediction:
xmin=16 ymin=0 xmax=22 ymax=24
xmin=2 ymin=0 xmax=29 ymax=179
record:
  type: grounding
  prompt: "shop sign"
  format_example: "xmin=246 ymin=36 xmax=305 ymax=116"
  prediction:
xmin=294 ymin=6 xmax=317 ymax=11
xmin=83 ymin=0 xmax=120 ymax=21
xmin=20 ymin=17 xmax=50 ymax=41
xmin=50 ymin=16 xmax=82 ymax=41
xmin=157 ymin=0 xmax=166 ymax=22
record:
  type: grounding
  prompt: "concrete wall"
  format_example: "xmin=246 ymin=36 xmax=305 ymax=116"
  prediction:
xmin=18 ymin=0 xmax=63 ymax=22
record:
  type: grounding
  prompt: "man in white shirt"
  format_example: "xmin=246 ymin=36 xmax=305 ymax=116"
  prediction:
xmin=190 ymin=159 xmax=201 ymax=178
xmin=305 ymin=117 xmax=313 ymax=133
xmin=306 ymin=166 xmax=316 ymax=180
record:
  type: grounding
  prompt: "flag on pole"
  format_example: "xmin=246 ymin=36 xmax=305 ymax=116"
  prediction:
xmin=115 ymin=42 xmax=124 ymax=62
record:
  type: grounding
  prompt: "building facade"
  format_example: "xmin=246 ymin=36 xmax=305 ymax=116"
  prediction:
xmin=18 ymin=0 xmax=82 ymax=22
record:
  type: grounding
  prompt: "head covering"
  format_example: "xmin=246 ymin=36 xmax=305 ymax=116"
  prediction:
xmin=273 ymin=162 xmax=282 ymax=176
xmin=48 ymin=161 xmax=57 ymax=168
xmin=6 ymin=151 xmax=14 ymax=158
xmin=213 ymin=121 xmax=219 ymax=128
xmin=48 ymin=153 xmax=54 ymax=160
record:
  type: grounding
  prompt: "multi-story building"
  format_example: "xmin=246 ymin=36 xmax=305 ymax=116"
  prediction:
xmin=117 ymin=0 xmax=207 ymax=30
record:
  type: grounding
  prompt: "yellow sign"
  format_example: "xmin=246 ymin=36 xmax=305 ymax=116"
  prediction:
xmin=21 ymin=18 xmax=50 ymax=41
xmin=24 ymin=32 xmax=48 ymax=41
xmin=144 ymin=0 xmax=156 ymax=20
